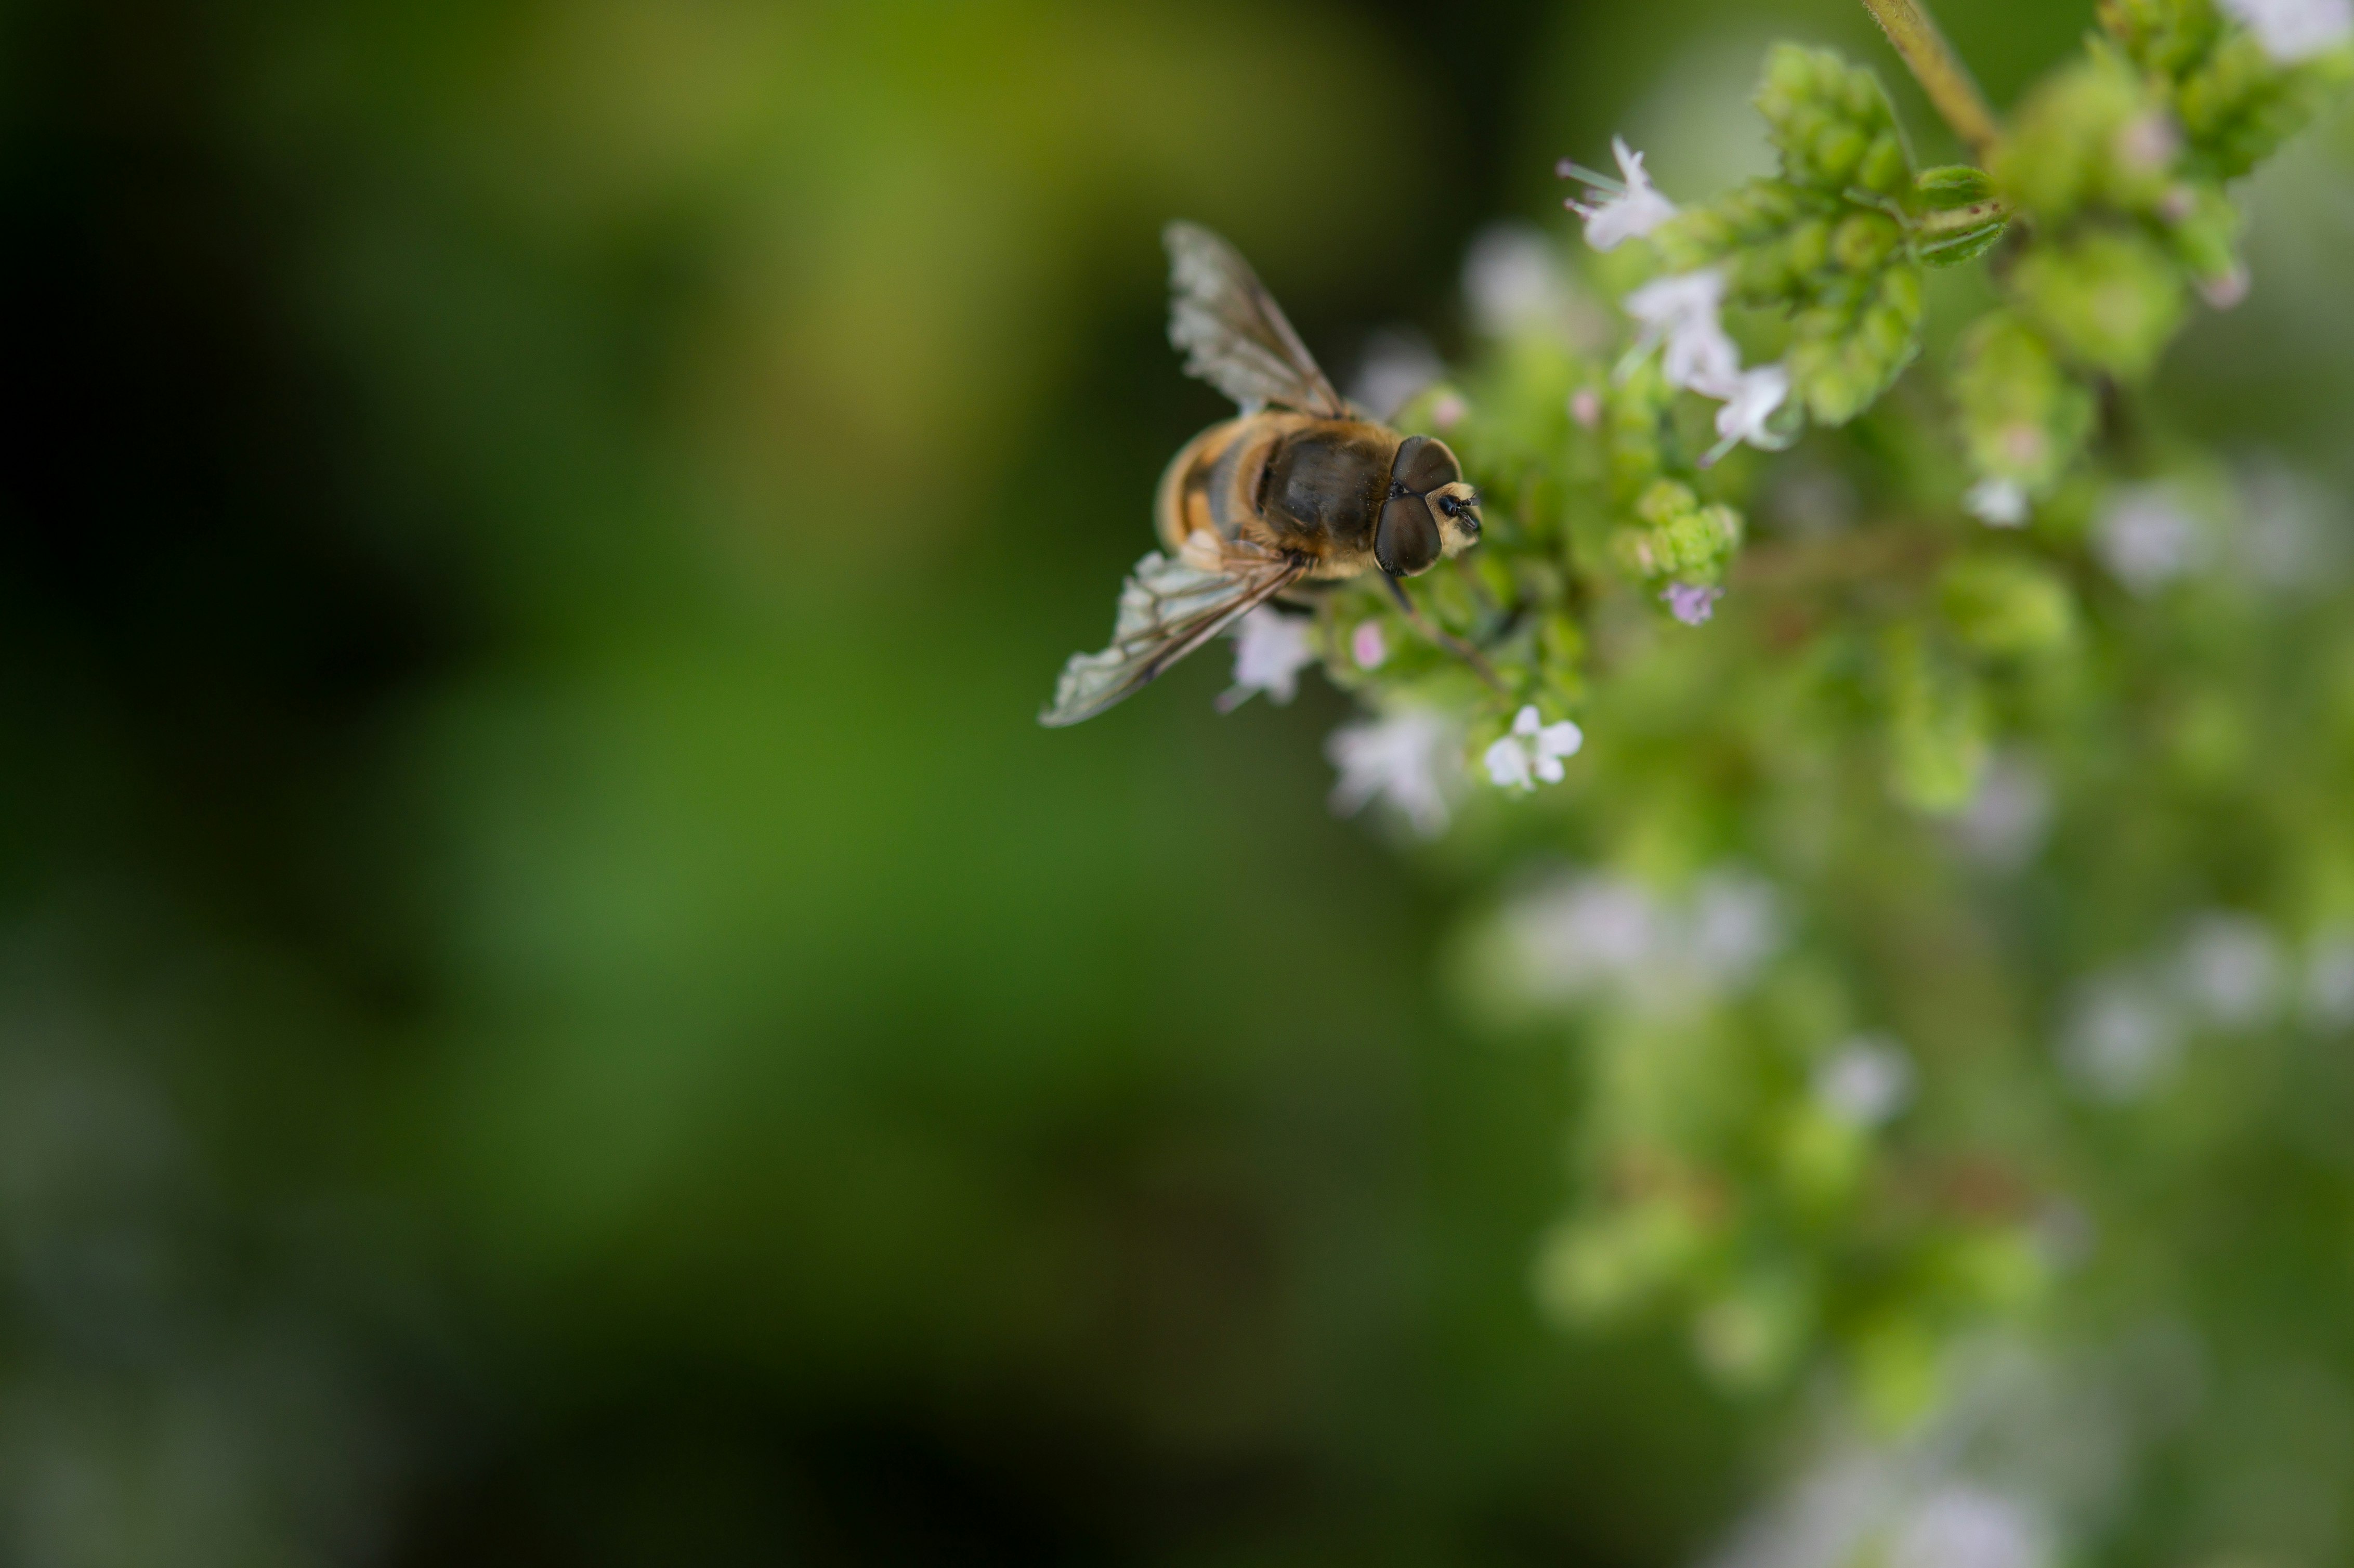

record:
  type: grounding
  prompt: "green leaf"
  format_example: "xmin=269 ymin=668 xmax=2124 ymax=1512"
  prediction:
xmin=1915 ymin=164 xmax=1995 ymax=209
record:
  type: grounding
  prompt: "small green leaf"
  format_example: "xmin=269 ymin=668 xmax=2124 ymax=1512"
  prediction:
xmin=1919 ymin=219 xmax=2009 ymax=268
xmin=1916 ymin=164 xmax=1995 ymax=208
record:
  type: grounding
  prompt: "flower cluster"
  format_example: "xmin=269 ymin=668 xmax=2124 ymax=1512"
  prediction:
xmin=1189 ymin=0 xmax=2354 ymax=1551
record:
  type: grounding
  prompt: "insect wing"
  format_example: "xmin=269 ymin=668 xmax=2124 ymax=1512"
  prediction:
xmin=1041 ymin=544 xmax=1306 ymax=727
xmin=1165 ymin=221 xmax=1350 ymax=419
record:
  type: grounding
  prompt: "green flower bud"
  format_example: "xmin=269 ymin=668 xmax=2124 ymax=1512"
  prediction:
xmin=1953 ymin=311 xmax=2097 ymax=491
xmin=2099 ymin=0 xmax=2225 ymax=81
xmin=1939 ymin=553 xmax=2080 ymax=660
xmin=1757 ymin=44 xmax=1913 ymax=199
xmin=1996 ymin=53 xmax=2177 ymax=221
xmin=2177 ymin=33 xmax=2349 ymax=180
xmin=2160 ymin=178 xmax=2246 ymax=299
xmin=1789 ymin=263 xmax=1923 ymax=426
xmin=2013 ymin=228 xmax=2187 ymax=380
xmin=1614 ymin=479 xmax=1744 ymax=583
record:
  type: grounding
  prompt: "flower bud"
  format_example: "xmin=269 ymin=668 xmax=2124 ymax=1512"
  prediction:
xmin=1758 ymin=45 xmax=1913 ymax=199
xmin=1953 ymin=311 xmax=2097 ymax=491
xmin=1789 ymin=264 xmax=1923 ymax=426
xmin=2013 ymin=229 xmax=2187 ymax=380
xmin=1613 ymin=479 xmax=1743 ymax=583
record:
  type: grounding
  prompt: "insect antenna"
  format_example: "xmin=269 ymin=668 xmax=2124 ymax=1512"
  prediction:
xmin=1384 ymin=574 xmax=1509 ymax=697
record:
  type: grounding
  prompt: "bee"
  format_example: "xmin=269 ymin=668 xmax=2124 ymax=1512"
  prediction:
xmin=1040 ymin=222 xmax=1483 ymax=727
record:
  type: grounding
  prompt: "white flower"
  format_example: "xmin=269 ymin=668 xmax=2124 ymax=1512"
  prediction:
xmin=1347 ymin=328 xmax=1442 ymax=423
xmin=1483 ymin=704 xmax=1584 ymax=791
xmin=1814 ymin=1035 xmax=1916 ymax=1127
xmin=1326 ymin=709 xmax=1460 ymax=837
xmin=1562 ymin=137 xmax=1679 ymax=252
xmin=1688 ymin=871 xmax=1785 ymax=990
xmin=1463 ymin=224 xmax=1574 ymax=338
xmin=1696 ymin=362 xmax=1793 ymax=465
xmin=1218 ymin=607 xmax=1318 ymax=711
xmin=1623 ymin=268 xmax=1740 ymax=393
xmin=1502 ymin=865 xmax=1785 ymax=1015
xmin=2093 ymin=484 xmax=2207 ymax=594
xmin=1953 ymin=753 xmax=2053 ymax=871
xmin=2220 ymin=0 xmax=2353 ymax=62
xmin=2060 ymin=972 xmax=2183 ymax=1101
xmin=2303 ymin=929 xmax=2354 ymax=1030
xmin=1890 ymin=1485 xmax=2051 ymax=1568
xmin=1965 ymin=477 xmax=2031 ymax=527
xmin=2178 ymin=911 xmax=2284 ymax=1029
xmin=1350 ymin=621 xmax=1388 ymax=670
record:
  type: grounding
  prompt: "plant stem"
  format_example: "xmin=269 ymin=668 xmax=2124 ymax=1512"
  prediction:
xmin=1858 ymin=0 xmax=2002 ymax=160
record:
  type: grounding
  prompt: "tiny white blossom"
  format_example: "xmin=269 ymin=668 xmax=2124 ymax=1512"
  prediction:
xmin=2060 ymin=972 xmax=2183 ymax=1101
xmin=1562 ymin=137 xmax=1679 ymax=252
xmin=1218 ymin=607 xmax=1318 ymax=712
xmin=2303 ymin=929 xmax=2354 ymax=1030
xmin=1965 ymin=477 xmax=2031 ymax=528
xmin=2178 ymin=911 xmax=2284 ymax=1029
xmin=1954 ymin=753 xmax=2054 ymax=871
xmin=1688 ymin=871 xmax=1785 ymax=990
xmin=1350 ymin=621 xmax=1388 ymax=670
xmin=1327 ymin=709 xmax=1459 ymax=837
xmin=1348 ymin=328 xmax=1442 ymax=423
xmin=2093 ymin=485 xmax=2207 ymax=593
xmin=1699 ymin=362 xmax=1793 ymax=463
xmin=1484 ymin=704 xmax=1585 ymax=791
xmin=1890 ymin=1485 xmax=2051 ymax=1568
xmin=1623 ymin=269 xmax=1740 ymax=393
xmin=2220 ymin=0 xmax=2353 ymax=62
xmin=1463 ymin=224 xmax=1573 ymax=338
xmin=1815 ymin=1035 xmax=1916 ymax=1128
xmin=1502 ymin=865 xmax=1785 ymax=1015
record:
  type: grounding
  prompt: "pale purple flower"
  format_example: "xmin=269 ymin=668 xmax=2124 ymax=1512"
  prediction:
xmin=1483 ymin=704 xmax=1585 ymax=791
xmin=1327 ymin=709 xmax=1459 ymax=837
xmin=1663 ymin=583 xmax=1721 ymax=625
xmin=2220 ymin=0 xmax=2352 ymax=62
xmin=1350 ymin=621 xmax=1388 ymax=670
xmin=1623 ymin=269 xmax=1740 ymax=393
xmin=1218 ymin=607 xmax=1318 ymax=711
xmin=1965 ymin=477 xmax=2030 ymax=528
xmin=1569 ymin=387 xmax=1603 ymax=428
xmin=1561 ymin=137 xmax=1679 ymax=252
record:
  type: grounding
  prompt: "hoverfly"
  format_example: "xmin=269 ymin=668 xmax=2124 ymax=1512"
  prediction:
xmin=1040 ymin=223 xmax=1483 ymax=727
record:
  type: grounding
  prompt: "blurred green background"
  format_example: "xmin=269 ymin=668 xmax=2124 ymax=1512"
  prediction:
xmin=2 ymin=1 xmax=2346 ymax=1563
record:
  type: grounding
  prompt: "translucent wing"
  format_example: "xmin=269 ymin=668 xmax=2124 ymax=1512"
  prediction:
xmin=1165 ymin=221 xmax=1350 ymax=418
xmin=1040 ymin=539 xmax=1307 ymax=727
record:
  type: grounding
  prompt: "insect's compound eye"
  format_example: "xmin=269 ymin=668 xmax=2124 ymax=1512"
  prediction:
xmin=1375 ymin=495 xmax=1441 ymax=576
